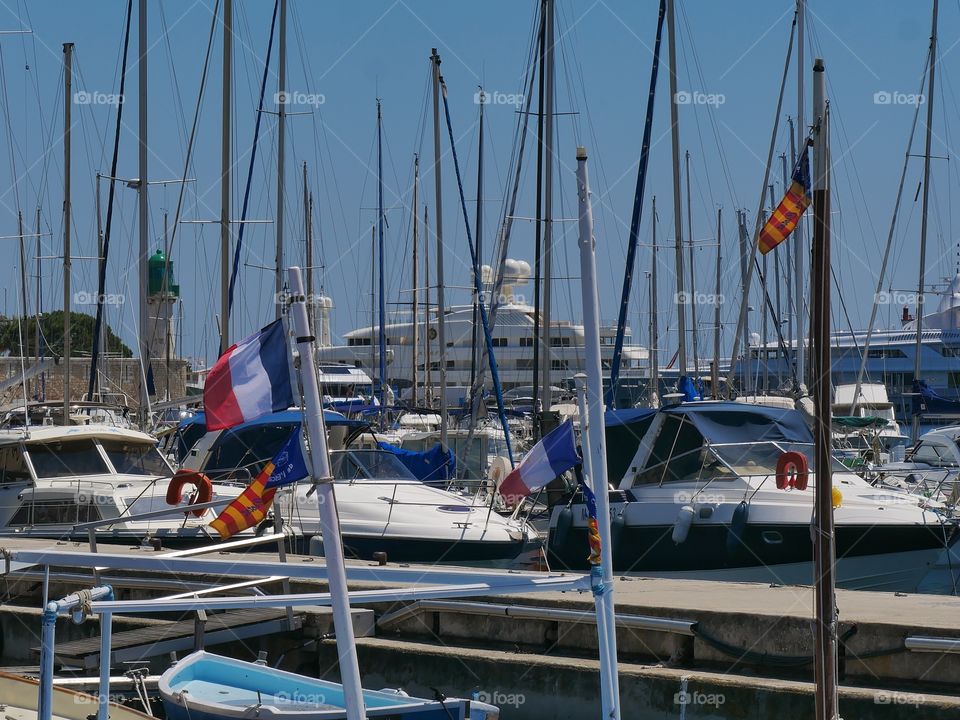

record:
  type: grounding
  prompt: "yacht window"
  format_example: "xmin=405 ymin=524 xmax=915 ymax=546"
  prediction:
xmin=910 ymin=441 xmax=951 ymax=466
xmin=9 ymin=499 xmax=101 ymax=526
xmin=171 ymin=423 xmax=207 ymax=464
xmin=203 ymin=424 xmax=298 ymax=480
xmin=27 ymin=440 xmax=110 ymax=478
xmin=634 ymin=416 xmax=708 ymax=484
xmin=330 ymin=450 xmax=417 ymax=481
xmin=0 ymin=445 xmax=30 ymax=483
xmin=101 ymin=440 xmax=172 ymax=476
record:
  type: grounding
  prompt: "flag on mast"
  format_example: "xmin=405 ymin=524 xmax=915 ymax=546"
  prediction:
xmin=209 ymin=429 xmax=309 ymax=539
xmin=758 ymin=143 xmax=811 ymax=255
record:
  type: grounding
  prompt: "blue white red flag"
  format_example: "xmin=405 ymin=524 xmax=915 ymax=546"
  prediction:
xmin=204 ymin=319 xmax=294 ymax=431
xmin=499 ymin=420 xmax=581 ymax=504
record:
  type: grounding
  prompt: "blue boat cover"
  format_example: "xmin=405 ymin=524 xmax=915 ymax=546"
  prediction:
xmin=377 ymin=441 xmax=456 ymax=482
xmin=605 ymin=408 xmax=657 ymax=427
xmin=662 ymin=401 xmax=813 ymax=444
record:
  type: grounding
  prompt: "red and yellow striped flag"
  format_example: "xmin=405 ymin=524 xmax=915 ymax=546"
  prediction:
xmin=758 ymin=145 xmax=811 ymax=255
xmin=209 ymin=461 xmax=278 ymax=539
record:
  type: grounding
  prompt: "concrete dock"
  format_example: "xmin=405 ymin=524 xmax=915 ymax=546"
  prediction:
xmin=1 ymin=536 xmax=958 ymax=718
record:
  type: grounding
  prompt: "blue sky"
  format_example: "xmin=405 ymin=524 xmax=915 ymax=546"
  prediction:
xmin=0 ymin=0 xmax=952 ymax=370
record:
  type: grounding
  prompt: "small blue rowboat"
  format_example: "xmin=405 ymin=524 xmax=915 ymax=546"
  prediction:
xmin=158 ymin=651 xmax=499 ymax=720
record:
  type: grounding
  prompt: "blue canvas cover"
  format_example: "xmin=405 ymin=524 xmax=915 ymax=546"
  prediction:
xmin=377 ymin=441 xmax=456 ymax=482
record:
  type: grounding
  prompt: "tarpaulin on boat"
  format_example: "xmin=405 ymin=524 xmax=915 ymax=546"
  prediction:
xmin=377 ymin=441 xmax=456 ymax=482
xmin=661 ymin=401 xmax=813 ymax=444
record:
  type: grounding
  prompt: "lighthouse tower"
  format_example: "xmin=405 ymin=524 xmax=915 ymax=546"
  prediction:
xmin=146 ymin=249 xmax=179 ymax=363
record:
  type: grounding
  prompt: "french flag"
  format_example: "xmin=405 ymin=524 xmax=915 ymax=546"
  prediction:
xmin=204 ymin=319 xmax=294 ymax=431
xmin=499 ymin=420 xmax=581 ymax=504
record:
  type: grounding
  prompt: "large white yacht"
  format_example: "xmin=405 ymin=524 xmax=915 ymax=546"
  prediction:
xmin=316 ymin=260 xmax=649 ymax=405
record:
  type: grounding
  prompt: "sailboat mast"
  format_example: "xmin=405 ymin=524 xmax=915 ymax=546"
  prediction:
xmin=737 ymin=210 xmax=751 ymax=394
xmin=913 ymin=0 xmax=938 ymax=442
xmin=303 ymin=162 xmax=311 ymax=299
xmin=377 ymin=99 xmax=387 ymax=410
xmin=220 ymin=0 xmax=232 ymax=355
xmin=470 ymin=89 xmax=484 ymax=393
xmin=430 ymin=49 xmax=448 ymax=448
xmin=685 ymin=149 xmax=698 ymax=376
xmin=651 ymin=197 xmax=659 ymax=397
xmin=795 ymin=0 xmax=806 ymax=387
xmin=712 ymin=207 xmax=722 ymax=398
xmin=667 ymin=0 xmax=686 ymax=375
xmin=423 ymin=205 xmax=432 ymax=407
xmin=411 ymin=155 xmax=420 ymax=404
xmin=539 ymin=0 xmax=556 ymax=413
xmin=810 ymin=56 xmax=838 ymax=720
xmin=275 ymin=0 xmax=286 ymax=318
xmin=531 ymin=5 xmax=546 ymax=434
xmin=62 ymin=42 xmax=73 ymax=422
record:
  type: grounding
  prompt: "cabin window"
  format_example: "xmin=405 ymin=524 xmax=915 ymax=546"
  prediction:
xmin=516 ymin=359 xmax=534 ymax=370
xmin=0 ymin=446 xmax=30 ymax=483
xmin=551 ymin=359 xmax=569 ymax=370
xmin=520 ymin=337 xmax=533 ymax=347
xmin=551 ymin=337 xmax=571 ymax=347
xmin=101 ymin=440 xmax=172 ymax=476
xmin=446 ymin=360 xmax=456 ymax=369
xmin=910 ymin=442 xmax=954 ymax=466
xmin=634 ymin=415 xmax=708 ymax=485
xmin=492 ymin=338 xmax=508 ymax=347
xmin=204 ymin=424 xmax=299 ymax=481
xmin=27 ymin=440 xmax=110 ymax=479
xmin=10 ymin=499 xmax=101 ymax=526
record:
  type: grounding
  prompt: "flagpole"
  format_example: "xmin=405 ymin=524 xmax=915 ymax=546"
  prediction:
xmin=287 ymin=266 xmax=365 ymax=720
xmin=576 ymin=146 xmax=621 ymax=719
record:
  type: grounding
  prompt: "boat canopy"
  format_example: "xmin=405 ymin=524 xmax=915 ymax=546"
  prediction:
xmin=660 ymin=401 xmax=813 ymax=445
xmin=377 ymin=441 xmax=456 ymax=482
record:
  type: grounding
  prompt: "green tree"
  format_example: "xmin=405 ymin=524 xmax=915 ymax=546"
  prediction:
xmin=0 ymin=311 xmax=132 ymax=358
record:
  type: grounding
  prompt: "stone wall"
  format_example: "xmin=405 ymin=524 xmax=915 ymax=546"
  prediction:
xmin=0 ymin=356 xmax=189 ymax=408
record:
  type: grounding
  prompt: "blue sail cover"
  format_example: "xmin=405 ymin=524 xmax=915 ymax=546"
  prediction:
xmin=913 ymin=379 xmax=960 ymax=416
xmin=377 ymin=441 xmax=456 ymax=482
xmin=662 ymin=401 xmax=813 ymax=444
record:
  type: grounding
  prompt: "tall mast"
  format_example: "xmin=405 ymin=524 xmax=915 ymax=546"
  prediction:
xmin=470 ymin=88 xmax=484 ymax=393
xmin=913 ymin=0 xmax=938 ymax=442
xmin=430 ymin=49 xmax=448 ymax=449
xmin=274 ymin=0 xmax=286 ymax=317
xmin=423 ymin=205 xmax=432 ymax=407
xmin=795 ymin=0 xmax=806 ymax=387
xmin=667 ymin=0 xmax=686 ymax=375
xmin=219 ymin=0 xmax=232 ymax=354
xmin=539 ymin=0 xmax=556 ymax=412
xmin=35 ymin=207 xmax=41 ymax=389
xmin=137 ymin=0 xmax=148 ymax=415
xmin=650 ymin=197 xmax=659 ymax=400
xmin=303 ymin=162 xmax=311 ymax=299
xmin=785 ymin=119 xmax=796 ymax=372
xmin=737 ymin=210 xmax=751 ymax=394
xmin=376 ymin=99 xmax=387 ymax=410
xmin=810 ymin=56 xmax=838 ymax=720
xmin=62 ymin=42 xmax=73 ymax=422
xmin=18 ymin=212 xmax=27 ymax=350
xmin=411 ymin=155 xmax=420 ymax=403
xmin=531 ymin=5 xmax=546 ymax=434
xmin=685 ymin=149 xmax=698 ymax=375
xmin=712 ymin=207 xmax=722 ymax=398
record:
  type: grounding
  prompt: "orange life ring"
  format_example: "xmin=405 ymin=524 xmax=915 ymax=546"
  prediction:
xmin=776 ymin=451 xmax=809 ymax=491
xmin=166 ymin=470 xmax=214 ymax=517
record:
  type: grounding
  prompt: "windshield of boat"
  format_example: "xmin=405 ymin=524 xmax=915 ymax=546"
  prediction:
xmin=330 ymin=450 xmax=418 ymax=482
xmin=635 ymin=442 xmax=844 ymax=485
xmin=101 ymin=439 xmax=172 ymax=476
xmin=27 ymin=439 xmax=110 ymax=478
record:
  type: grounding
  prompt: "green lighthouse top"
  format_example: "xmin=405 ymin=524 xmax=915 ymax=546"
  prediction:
xmin=148 ymin=249 xmax=179 ymax=296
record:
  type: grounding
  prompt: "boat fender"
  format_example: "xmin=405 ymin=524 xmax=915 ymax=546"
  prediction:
xmin=725 ymin=500 xmax=750 ymax=556
xmin=776 ymin=451 xmax=809 ymax=490
xmin=672 ymin=505 xmax=695 ymax=544
xmin=165 ymin=470 xmax=213 ymax=517
xmin=553 ymin=505 xmax=574 ymax=550
xmin=488 ymin=455 xmax=512 ymax=494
